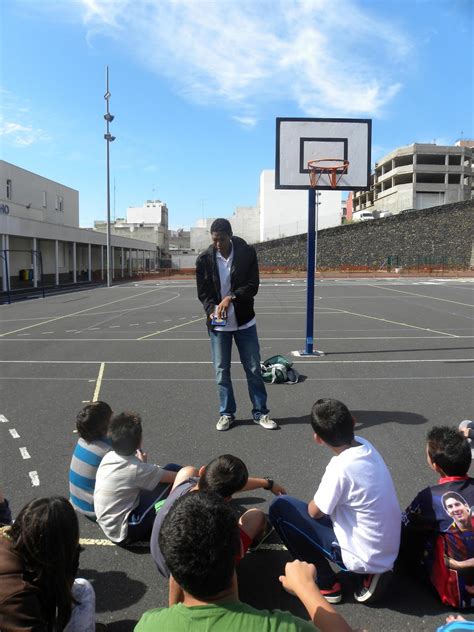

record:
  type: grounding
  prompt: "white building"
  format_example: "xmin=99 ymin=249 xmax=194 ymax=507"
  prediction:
xmin=259 ymin=170 xmax=341 ymax=240
xmin=0 ymin=161 xmax=159 ymax=292
xmin=352 ymin=141 xmax=473 ymax=216
xmin=189 ymin=170 xmax=342 ymax=253
xmin=94 ymin=199 xmax=169 ymax=257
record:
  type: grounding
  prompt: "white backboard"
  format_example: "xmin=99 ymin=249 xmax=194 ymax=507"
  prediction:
xmin=275 ymin=117 xmax=372 ymax=190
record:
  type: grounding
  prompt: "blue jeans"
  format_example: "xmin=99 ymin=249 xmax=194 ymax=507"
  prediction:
xmin=209 ymin=325 xmax=268 ymax=418
xmin=269 ymin=496 xmax=348 ymax=589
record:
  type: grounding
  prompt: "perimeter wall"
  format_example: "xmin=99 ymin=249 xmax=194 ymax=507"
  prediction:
xmin=254 ymin=200 xmax=474 ymax=270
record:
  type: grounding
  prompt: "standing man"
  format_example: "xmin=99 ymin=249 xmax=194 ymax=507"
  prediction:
xmin=196 ymin=218 xmax=277 ymax=431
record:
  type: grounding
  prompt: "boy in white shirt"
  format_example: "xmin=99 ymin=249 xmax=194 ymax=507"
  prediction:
xmin=269 ymin=398 xmax=401 ymax=604
xmin=94 ymin=411 xmax=196 ymax=545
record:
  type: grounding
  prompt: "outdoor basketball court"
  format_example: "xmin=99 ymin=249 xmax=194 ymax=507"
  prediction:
xmin=1 ymin=276 xmax=473 ymax=630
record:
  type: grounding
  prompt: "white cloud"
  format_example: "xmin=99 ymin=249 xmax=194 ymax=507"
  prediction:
xmin=74 ymin=0 xmax=409 ymax=119
xmin=0 ymin=89 xmax=50 ymax=147
xmin=232 ymin=116 xmax=258 ymax=128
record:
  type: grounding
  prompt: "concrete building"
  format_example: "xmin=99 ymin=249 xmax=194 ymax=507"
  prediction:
xmin=352 ymin=141 xmax=473 ymax=216
xmin=189 ymin=169 xmax=342 ymax=252
xmin=94 ymin=199 xmax=169 ymax=263
xmin=0 ymin=161 xmax=159 ymax=292
xmin=259 ymin=170 xmax=341 ymax=240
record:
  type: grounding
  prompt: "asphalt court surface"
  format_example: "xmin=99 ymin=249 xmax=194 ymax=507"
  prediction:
xmin=1 ymin=277 xmax=473 ymax=631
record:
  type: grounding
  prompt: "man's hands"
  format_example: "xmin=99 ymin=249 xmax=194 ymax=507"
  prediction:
xmin=216 ymin=296 xmax=232 ymax=318
xmin=279 ymin=560 xmax=316 ymax=596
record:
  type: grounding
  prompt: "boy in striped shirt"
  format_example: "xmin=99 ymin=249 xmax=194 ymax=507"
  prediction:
xmin=69 ymin=401 xmax=112 ymax=519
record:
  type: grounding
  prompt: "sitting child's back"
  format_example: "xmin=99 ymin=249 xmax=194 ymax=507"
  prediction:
xmin=69 ymin=401 xmax=112 ymax=519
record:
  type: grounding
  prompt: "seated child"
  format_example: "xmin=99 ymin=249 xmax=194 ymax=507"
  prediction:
xmin=269 ymin=398 xmax=401 ymax=605
xmin=137 ymin=492 xmax=354 ymax=632
xmin=69 ymin=401 xmax=113 ymax=519
xmin=150 ymin=454 xmax=286 ymax=605
xmin=401 ymin=425 xmax=474 ymax=608
xmin=94 ymin=411 xmax=195 ymax=544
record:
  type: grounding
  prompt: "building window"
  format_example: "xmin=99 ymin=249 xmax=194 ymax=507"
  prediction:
xmin=55 ymin=195 xmax=64 ymax=212
xmin=6 ymin=179 xmax=12 ymax=200
xmin=42 ymin=191 xmax=47 ymax=208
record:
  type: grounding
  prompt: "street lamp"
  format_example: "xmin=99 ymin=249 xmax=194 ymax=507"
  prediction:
xmin=104 ymin=66 xmax=116 ymax=288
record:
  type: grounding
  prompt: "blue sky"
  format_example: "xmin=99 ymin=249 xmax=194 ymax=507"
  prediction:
xmin=1 ymin=0 xmax=472 ymax=229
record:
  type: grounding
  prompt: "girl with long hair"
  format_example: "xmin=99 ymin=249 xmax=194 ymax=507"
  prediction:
xmin=0 ymin=496 xmax=97 ymax=631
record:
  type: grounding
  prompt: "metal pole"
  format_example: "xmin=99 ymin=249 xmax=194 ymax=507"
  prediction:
xmin=300 ymin=189 xmax=324 ymax=356
xmin=104 ymin=66 xmax=116 ymax=288
xmin=305 ymin=188 xmax=316 ymax=354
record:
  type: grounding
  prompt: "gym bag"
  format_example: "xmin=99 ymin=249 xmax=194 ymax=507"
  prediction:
xmin=261 ymin=355 xmax=299 ymax=384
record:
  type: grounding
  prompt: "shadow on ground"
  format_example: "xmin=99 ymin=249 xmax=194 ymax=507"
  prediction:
xmin=353 ymin=410 xmax=428 ymax=430
xmin=81 ymin=568 xmax=147 ymax=613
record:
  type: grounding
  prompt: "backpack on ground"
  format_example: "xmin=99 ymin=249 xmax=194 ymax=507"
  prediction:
xmin=261 ymin=355 xmax=299 ymax=384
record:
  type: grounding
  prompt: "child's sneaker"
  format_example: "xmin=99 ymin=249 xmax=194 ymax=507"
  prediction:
xmin=253 ymin=413 xmax=278 ymax=430
xmin=353 ymin=571 xmax=392 ymax=603
xmin=319 ymin=581 xmax=342 ymax=604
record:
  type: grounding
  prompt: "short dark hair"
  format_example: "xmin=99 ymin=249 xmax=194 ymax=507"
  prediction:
xmin=108 ymin=411 xmax=142 ymax=456
xmin=76 ymin=401 xmax=112 ymax=442
xmin=427 ymin=426 xmax=471 ymax=476
xmin=159 ymin=492 xmax=240 ymax=599
xmin=310 ymin=398 xmax=354 ymax=447
xmin=210 ymin=218 xmax=232 ymax=236
xmin=198 ymin=454 xmax=249 ymax=497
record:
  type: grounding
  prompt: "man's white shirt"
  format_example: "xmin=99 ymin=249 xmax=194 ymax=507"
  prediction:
xmin=214 ymin=242 xmax=255 ymax=332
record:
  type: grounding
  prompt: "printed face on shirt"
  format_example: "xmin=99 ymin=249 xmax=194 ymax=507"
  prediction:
xmin=443 ymin=494 xmax=471 ymax=530
xmin=211 ymin=231 xmax=232 ymax=258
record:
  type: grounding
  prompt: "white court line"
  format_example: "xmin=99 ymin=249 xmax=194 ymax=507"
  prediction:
xmin=138 ymin=316 xmax=206 ymax=340
xmin=19 ymin=447 xmax=31 ymax=459
xmin=2 ymin=335 xmax=473 ymax=342
xmin=9 ymin=428 xmax=20 ymax=438
xmin=92 ymin=362 xmax=105 ymax=401
xmin=29 ymin=471 xmax=40 ymax=487
xmin=0 ymin=415 xmax=9 ymax=423
xmin=337 ymin=308 xmax=458 ymax=338
xmin=0 ymin=358 xmax=472 ymax=365
xmin=0 ymin=286 xmax=167 ymax=338
xmin=371 ymin=284 xmax=474 ymax=307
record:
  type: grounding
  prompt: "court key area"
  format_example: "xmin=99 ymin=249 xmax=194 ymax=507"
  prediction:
xmin=1 ymin=276 xmax=473 ymax=631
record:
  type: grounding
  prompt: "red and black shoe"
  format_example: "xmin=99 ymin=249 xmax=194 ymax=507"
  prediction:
xmin=353 ymin=571 xmax=393 ymax=603
xmin=319 ymin=581 xmax=342 ymax=604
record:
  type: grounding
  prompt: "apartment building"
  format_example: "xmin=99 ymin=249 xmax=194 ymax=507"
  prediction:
xmin=352 ymin=141 xmax=473 ymax=216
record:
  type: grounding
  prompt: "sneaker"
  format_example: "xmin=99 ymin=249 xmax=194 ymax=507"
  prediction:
xmin=353 ymin=571 xmax=393 ymax=603
xmin=253 ymin=413 xmax=278 ymax=430
xmin=320 ymin=582 xmax=343 ymax=604
xmin=216 ymin=415 xmax=235 ymax=431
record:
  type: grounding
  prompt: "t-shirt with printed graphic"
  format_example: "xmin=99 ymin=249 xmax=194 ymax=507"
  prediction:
xmin=402 ymin=475 xmax=474 ymax=608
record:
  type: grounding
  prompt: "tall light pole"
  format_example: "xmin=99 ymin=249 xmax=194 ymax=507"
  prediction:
xmin=104 ymin=66 xmax=116 ymax=288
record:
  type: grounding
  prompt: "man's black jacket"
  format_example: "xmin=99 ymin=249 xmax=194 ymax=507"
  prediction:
xmin=195 ymin=236 xmax=260 ymax=327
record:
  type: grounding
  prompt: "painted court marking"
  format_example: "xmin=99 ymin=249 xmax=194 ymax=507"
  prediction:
xmin=9 ymin=428 xmax=20 ymax=439
xmin=29 ymin=471 xmax=40 ymax=487
xmin=0 ymin=287 xmax=167 ymax=338
xmin=19 ymin=447 xmax=31 ymax=459
xmin=138 ymin=316 xmax=206 ymax=340
xmin=92 ymin=363 xmax=105 ymax=402
xmin=0 ymin=358 xmax=471 ymax=365
xmin=372 ymin=284 xmax=474 ymax=308
xmin=0 ymin=415 xmax=9 ymax=423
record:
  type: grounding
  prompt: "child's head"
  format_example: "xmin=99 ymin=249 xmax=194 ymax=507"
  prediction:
xmin=159 ymin=491 xmax=240 ymax=600
xmin=198 ymin=454 xmax=249 ymax=498
xmin=76 ymin=401 xmax=112 ymax=442
xmin=108 ymin=411 xmax=142 ymax=456
xmin=310 ymin=398 xmax=354 ymax=447
xmin=427 ymin=426 xmax=471 ymax=476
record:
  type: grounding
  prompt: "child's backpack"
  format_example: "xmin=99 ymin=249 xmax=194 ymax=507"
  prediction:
xmin=261 ymin=355 xmax=299 ymax=384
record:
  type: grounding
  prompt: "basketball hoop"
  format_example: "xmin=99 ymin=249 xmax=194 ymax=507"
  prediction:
xmin=308 ymin=159 xmax=350 ymax=188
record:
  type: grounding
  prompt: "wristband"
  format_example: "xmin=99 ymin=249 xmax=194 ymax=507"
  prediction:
xmin=264 ymin=477 xmax=274 ymax=491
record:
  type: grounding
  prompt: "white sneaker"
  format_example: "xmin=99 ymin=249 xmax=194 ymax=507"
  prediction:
xmin=253 ymin=414 xmax=278 ymax=430
xmin=216 ymin=415 xmax=235 ymax=431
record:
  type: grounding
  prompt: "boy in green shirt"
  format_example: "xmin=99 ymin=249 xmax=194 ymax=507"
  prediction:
xmin=135 ymin=492 xmax=355 ymax=632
